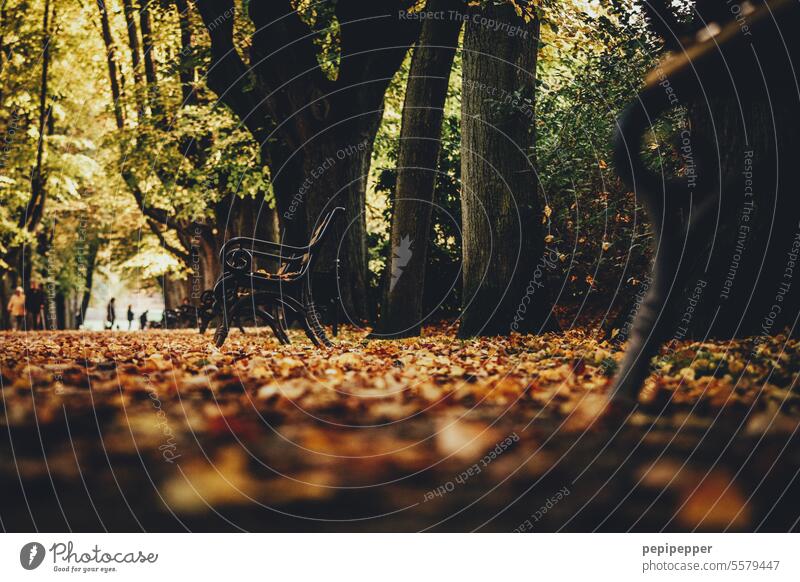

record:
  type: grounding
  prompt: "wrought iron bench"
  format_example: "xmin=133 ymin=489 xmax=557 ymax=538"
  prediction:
xmin=609 ymin=0 xmax=800 ymax=408
xmin=210 ymin=206 xmax=344 ymax=348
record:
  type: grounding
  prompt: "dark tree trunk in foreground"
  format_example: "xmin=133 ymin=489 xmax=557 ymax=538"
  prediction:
xmin=681 ymin=97 xmax=800 ymax=339
xmin=377 ymin=0 xmax=463 ymax=338
xmin=459 ymin=4 xmax=553 ymax=337
xmin=638 ymin=0 xmax=800 ymax=340
xmin=195 ymin=0 xmax=422 ymax=322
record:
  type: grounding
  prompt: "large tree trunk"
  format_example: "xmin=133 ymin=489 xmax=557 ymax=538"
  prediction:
xmin=376 ymin=0 xmax=463 ymax=338
xmin=218 ymin=192 xmax=278 ymax=243
xmin=293 ymin=129 xmax=374 ymax=322
xmin=459 ymin=4 xmax=553 ymax=337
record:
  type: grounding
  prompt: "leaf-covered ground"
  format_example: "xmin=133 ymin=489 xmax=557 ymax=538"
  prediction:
xmin=1 ymin=327 xmax=799 ymax=532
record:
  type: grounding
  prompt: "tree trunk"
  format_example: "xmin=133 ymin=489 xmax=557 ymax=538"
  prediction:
xmin=194 ymin=228 xmax=219 ymax=298
xmin=120 ymin=0 xmax=146 ymax=118
xmin=680 ymin=90 xmax=800 ymax=338
xmin=295 ymin=129 xmax=374 ymax=322
xmin=174 ymin=0 xmax=196 ymax=105
xmin=139 ymin=0 xmax=164 ymax=119
xmin=6 ymin=0 xmax=54 ymax=283
xmin=459 ymin=5 xmax=553 ymax=337
xmin=24 ymin=0 xmax=50 ymax=230
xmin=97 ymin=0 xmax=125 ymax=127
xmin=219 ymin=193 xmax=278 ymax=242
xmin=377 ymin=0 xmax=463 ymax=337
xmin=162 ymin=276 xmax=191 ymax=310
xmin=79 ymin=238 xmax=100 ymax=324
xmin=27 ymin=0 xmax=53 ymax=232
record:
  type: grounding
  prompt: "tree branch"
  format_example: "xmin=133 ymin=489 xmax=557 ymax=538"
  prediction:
xmin=146 ymin=218 xmax=191 ymax=263
xmin=335 ymin=0 xmax=420 ymax=89
xmin=122 ymin=168 xmax=183 ymax=231
xmin=248 ymin=0 xmax=330 ymax=92
xmin=193 ymin=0 xmax=271 ymax=144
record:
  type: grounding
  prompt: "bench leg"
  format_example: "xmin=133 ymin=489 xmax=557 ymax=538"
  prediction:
xmin=610 ymin=194 xmax=717 ymax=408
xmin=213 ymin=320 xmax=229 ymax=348
xmin=332 ymin=297 xmax=339 ymax=337
xmin=300 ymin=280 xmax=333 ymax=348
xmin=273 ymin=305 xmax=291 ymax=345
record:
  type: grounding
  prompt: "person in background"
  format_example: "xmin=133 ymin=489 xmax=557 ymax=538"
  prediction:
xmin=26 ymin=280 xmax=45 ymax=330
xmin=127 ymin=305 xmax=134 ymax=330
xmin=139 ymin=310 xmax=148 ymax=330
xmin=179 ymin=297 xmax=195 ymax=327
xmin=106 ymin=298 xmax=116 ymax=330
xmin=7 ymin=287 xmax=26 ymax=331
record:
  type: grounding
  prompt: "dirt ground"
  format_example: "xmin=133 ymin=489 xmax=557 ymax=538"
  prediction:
xmin=1 ymin=327 xmax=799 ymax=532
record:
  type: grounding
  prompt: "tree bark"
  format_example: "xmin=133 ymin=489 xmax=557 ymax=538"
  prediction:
xmin=638 ymin=0 xmax=800 ymax=340
xmin=120 ymin=0 xmax=146 ymax=118
xmin=25 ymin=0 xmax=52 ymax=233
xmin=174 ymin=0 xmax=196 ymax=105
xmin=377 ymin=0 xmax=463 ymax=337
xmin=459 ymin=4 xmax=553 ymax=337
xmin=79 ymin=237 xmax=100 ymax=325
xmin=162 ymin=275 xmax=191 ymax=310
xmin=139 ymin=0 xmax=164 ymax=120
xmin=97 ymin=0 xmax=125 ymax=127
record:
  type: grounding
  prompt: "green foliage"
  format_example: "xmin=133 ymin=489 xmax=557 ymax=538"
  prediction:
xmin=535 ymin=0 xmax=658 ymax=301
xmin=368 ymin=0 xmax=660 ymax=316
xmin=1 ymin=0 xmax=276 ymax=309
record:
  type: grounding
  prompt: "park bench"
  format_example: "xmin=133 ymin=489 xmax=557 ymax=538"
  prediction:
xmin=609 ymin=0 xmax=800 ymax=407
xmin=210 ymin=206 xmax=344 ymax=348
